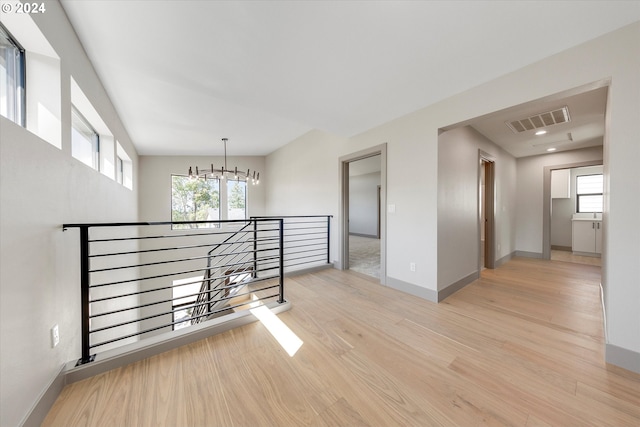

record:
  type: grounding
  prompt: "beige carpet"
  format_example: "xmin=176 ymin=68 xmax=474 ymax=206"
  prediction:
xmin=349 ymin=235 xmax=380 ymax=278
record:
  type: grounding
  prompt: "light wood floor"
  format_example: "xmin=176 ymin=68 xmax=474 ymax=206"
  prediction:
xmin=551 ymin=249 xmax=602 ymax=266
xmin=43 ymin=258 xmax=640 ymax=426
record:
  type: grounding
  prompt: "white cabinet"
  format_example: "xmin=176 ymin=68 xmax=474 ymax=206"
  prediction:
xmin=572 ymin=220 xmax=602 ymax=254
xmin=551 ymin=169 xmax=570 ymax=199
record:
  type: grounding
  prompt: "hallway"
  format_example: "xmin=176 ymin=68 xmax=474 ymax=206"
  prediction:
xmin=348 ymin=235 xmax=380 ymax=278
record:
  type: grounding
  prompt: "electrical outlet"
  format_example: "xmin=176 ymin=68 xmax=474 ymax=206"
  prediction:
xmin=51 ymin=324 xmax=59 ymax=348
xmin=410 ymin=262 xmax=416 ymax=272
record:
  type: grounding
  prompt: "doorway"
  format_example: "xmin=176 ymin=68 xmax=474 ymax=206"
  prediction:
xmin=479 ymin=151 xmax=495 ymax=270
xmin=340 ymin=144 xmax=387 ymax=283
xmin=544 ymin=161 xmax=603 ymax=266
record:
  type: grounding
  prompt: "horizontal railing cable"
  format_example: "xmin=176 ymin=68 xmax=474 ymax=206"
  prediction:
xmin=90 ymin=283 xmax=281 ymax=331
xmin=89 ymin=236 xmax=280 ymax=258
xmin=89 ymin=254 xmax=280 ymax=288
xmin=88 ymin=246 xmax=278 ymax=273
xmin=89 ymin=269 xmax=280 ymax=309
xmin=63 ymin=215 xmax=331 ymax=365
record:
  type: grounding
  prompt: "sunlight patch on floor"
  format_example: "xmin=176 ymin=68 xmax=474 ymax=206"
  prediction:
xmin=249 ymin=297 xmax=303 ymax=357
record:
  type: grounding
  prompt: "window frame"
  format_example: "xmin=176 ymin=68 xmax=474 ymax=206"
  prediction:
xmin=576 ymin=173 xmax=603 ymax=213
xmin=171 ymin=276 xmax=202 ymax=330
xmin=171 ymin=174 xmax=222 ymax=229
xmin=171 ymin=175 xmax=250 ymax=228
xmin=0 ymin=22 xmax=26 ymax=127
xmin=226 ymin=179 xmax=247 ymax=221
xmin=116 ymin=156 xmax=124 ymax=185
xmin=71 ymin=105 xmax=100 ymax=171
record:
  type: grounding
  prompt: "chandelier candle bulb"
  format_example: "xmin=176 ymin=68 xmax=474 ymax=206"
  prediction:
xmin=187 ymin=138 xmax=261 ymax=184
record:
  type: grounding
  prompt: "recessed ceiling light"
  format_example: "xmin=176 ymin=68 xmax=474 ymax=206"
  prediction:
xmin=536 ymin=130 xmax=547 ymax=136
xmin=547 ymin=147 xmax=557 ymax=152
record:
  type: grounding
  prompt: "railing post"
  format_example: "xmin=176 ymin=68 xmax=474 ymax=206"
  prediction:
xmin=278 ymin=218 xmax=285 ymax=303
xmin=76 ymin=226 xmax=95 ymax=365
xmin=252 ymin=218 xmax=258 ymax=279
xmin=207 ymin=266 xmax=212 ymax=316
xmin=326 ymin=215 xmax=331 ymax=264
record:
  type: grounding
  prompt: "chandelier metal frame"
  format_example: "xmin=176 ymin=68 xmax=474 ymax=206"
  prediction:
xmin=187 ymin=138 xmax=260 ymax=184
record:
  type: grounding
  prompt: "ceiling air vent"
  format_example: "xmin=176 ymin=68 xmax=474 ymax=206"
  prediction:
xmin=506 ymin=106 xmax=571 ymax=133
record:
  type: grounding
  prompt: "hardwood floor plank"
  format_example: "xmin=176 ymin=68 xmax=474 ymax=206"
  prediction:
xmin=448 ymin=356 xmax=590 ymax=426
xmin=312 ymin=397 xmax=370 ymax=427
xmin=42 ymin=258 xmax=640 ymax=427
xmin=324 ymin=316 xmax=529 ymax=427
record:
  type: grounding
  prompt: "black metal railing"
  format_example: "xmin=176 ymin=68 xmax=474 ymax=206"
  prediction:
xmin=63 ymin=215 xmax=331 ymax=366
xmin=251 ymin=216 xmax=332 ymax=272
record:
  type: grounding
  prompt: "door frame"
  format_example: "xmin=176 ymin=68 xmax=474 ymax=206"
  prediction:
xmin=339 ymin=143 xmax=387 ymax=284
xmin=542 ymin=160 xmax=603 ymax=260
xmin=479 ymin=150 xmax=496 ymax=270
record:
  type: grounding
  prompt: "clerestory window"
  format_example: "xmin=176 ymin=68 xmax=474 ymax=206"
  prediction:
xmin=71 ymin=106 xmax=100 ymax=170
xmin=0 ymin=23 xmax=26 ymax=127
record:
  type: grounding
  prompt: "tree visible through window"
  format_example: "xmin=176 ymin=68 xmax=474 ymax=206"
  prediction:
xmin=171 ymin=175 xmax=220 ymax=228
xmin=227 ymin=180 xmax=246 ymax=220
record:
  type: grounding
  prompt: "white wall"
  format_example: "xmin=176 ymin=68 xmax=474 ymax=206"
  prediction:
xmin=438 ymin=126 xmax=517 ymax=290
xmin=0 ymin=3 xmax=139 ymax=426
xmin=266 ymin=23 xmax=640 ymax=366
xmin=265 ymin=129 xmax=347 ymax=262
xmin=349 ymin=171 xmax=380 ymax=237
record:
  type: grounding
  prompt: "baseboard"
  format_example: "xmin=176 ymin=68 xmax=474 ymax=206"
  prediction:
xmin=515 ymin=250 xmax=543 ymax=259
xmin=551 ymin=245 xmax=572 ymax=252
xmin=19 ymin=300 xmax=292 ymax=425
xmin=284 ymin=262 xmax=334 ymax=277
xmin=20 ymin=364 xmax=66 ymax=427
xmin=385 ymin=276 xmax=438 ymax=303
xmin=606 ymin=344 xmax=640 ymax=374
xmin=599 ymin=282 xmax=607 ymax=343
xmin=600 ymin=284 xmax=639 ymax=374
xmin=495 ymin=251 xmax=515 ymax=268
xmin=438 ymin=271 xmax=479 ymax=302
xmin=348 ymin=232 xmax=378 ymax=239
xmin=65 ymin=300 xmax=291 ymax=384
xmin=572 ymin=251 xmax=601 ymax=258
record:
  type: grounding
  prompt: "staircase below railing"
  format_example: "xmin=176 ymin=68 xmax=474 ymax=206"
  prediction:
xmin=62 ymin=215 xmax=331 ymax=365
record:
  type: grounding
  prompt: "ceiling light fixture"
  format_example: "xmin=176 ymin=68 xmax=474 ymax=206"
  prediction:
xmin=546 ymin=147 xmax=557 ymax=152
xmin=187 ymin=138 xmax=260 ymax=184
xmin=535 ymin=130 xmax=547 ymax=135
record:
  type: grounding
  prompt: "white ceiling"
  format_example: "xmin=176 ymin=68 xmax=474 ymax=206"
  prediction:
xmin=466 ymin=85 xmax=609 ymax=158
xmin=59 ymin=1 xmax=640 ymax=157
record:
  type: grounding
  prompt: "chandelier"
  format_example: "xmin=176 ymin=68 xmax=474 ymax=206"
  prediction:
xmin=188 ymin=138 xmax=260 ymax=184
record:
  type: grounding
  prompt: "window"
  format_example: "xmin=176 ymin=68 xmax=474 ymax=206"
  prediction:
xmin=172 ymin=276 xmax=202 ymax=330
xmin=71 ymin=106 xmax=100 ymax=170
xmin=116 ymin=141 xmax=133 ymax=189
xmin=0 ymin=23 xmax=25 ymax=126
xmin=171 ymin=175 xmax=250 ymax=227
xmin=576 ymin=174 xmax=603 ymax=213
xmin=171 ymin=175 xmax=220 ymax=228
xmin=227 ymin=180 xmax=247 ymax=220
xmin=116 ymin=157 xmax=124 ymax=184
